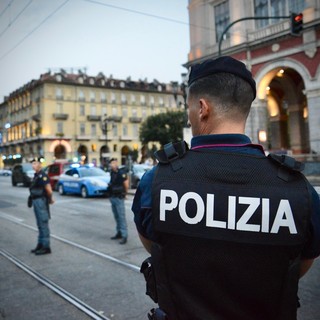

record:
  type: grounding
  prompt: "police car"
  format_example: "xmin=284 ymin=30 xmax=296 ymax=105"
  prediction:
xmin=57 ymin=164 xmax=110 ymax=198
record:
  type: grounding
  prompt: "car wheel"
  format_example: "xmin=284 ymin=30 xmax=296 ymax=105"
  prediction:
xmin=12 ymin=177 xmax=17 ymax=186
xmin=58 ymin=184 xmax=65 ymax=195
xmin=81 ymin=186 xmax=88 ymax=198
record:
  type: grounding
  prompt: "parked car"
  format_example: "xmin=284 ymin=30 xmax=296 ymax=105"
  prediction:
xmin=57 ymin=165 xmax=111 ymax=198
xmin=44 ymin=161 xmax=74 ymax=191
xmin=11 ymin=163 xmax=35 ymax=187
xmin=130 ymin=164 xmax=152 ymax=188
xmin=0 ymin=169 xmax=12 ymax=176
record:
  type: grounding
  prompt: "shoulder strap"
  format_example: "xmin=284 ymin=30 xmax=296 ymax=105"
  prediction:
xmin=154 ymin=141 xmax=189 ymax=172
xmin=268 ymin=153 xmax=305 ymax=182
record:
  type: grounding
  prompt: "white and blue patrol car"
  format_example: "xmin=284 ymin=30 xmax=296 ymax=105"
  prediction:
xmin=57 ymin=164 xmax=110 ymax=198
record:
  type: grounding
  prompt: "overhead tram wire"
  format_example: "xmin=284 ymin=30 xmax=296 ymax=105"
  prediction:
xmin=0 ymin=0 xmax=70 ymax=62
xmin=0 ymin=0 xmax=14 ymax=19
xmin=0 ymin=0 xmax=33 ymax=38
xmin=83 ymin=0 xmax=249 ymax=42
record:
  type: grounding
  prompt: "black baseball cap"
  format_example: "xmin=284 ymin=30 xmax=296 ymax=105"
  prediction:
xmin=188 ymin=56 xmax=256 ymax=100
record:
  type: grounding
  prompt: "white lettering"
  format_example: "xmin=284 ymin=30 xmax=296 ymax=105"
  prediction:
xmin=207 ymin=194 xmax=226 ymax=228
xmin=237 ymin=197 xmax=260 ymax=232
xmin=179 ymin=192 xmax=204 ymax=224
xmin=158 ymin=189 xmax=297 ymax=234
xmin=160 ymin=189 xmax=178 ymax=221
xmin=271 ymin=200 xmax=297 ymax=234
xmin=227 ymin=196 xmax=236 ymax=230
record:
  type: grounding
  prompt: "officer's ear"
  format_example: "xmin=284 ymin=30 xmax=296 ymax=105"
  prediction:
xmin=199 ymin=98 xmax=210 ymax=120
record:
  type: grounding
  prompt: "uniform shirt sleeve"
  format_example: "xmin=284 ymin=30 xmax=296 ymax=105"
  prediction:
xmin=131 ymin=167 xmax=156 ymax=241
xmin=38 ymin=172 xmax=50 ymax=186
xmin=301 ymin=185 xmax=320 ymax=259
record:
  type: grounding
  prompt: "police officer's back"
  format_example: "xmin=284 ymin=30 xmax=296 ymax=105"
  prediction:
xmin=132 ymin=57 xmax=320 ymax=320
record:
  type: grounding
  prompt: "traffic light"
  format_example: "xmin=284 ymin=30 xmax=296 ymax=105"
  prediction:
xmin=290 ymin=13 xmax=303 ymax=36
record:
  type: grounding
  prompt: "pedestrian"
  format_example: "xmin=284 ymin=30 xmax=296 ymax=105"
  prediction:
xmin=132 ymin=56 xmax=320 ymax=320
xmin=29 ymin=157 xmax=54 ymax=255
xmin=108 ymin=158 xmax=129 ymax=245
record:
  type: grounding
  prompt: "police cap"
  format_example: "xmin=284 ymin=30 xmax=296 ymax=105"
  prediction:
xmin=30 ymin=156 xmax=44 ymax=163
xmin=188 ymin=56 xmax=256 ymax=100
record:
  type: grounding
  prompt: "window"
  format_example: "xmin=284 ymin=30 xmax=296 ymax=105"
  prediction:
xmin=112 ymin=124 xmax=118 ymax=137
xmin=90 ymin=105 xmax=96 ymax=115
xmin=131 ymin=94 xmax=136 ymax=104
xmin=289 ymin=0 xmax=305 ymax=14
xmin=56 ymin=87 xmax=63 ymax=100
xmin=57 ymin=122 xmax=63 ymax=134
xmin=150 ymin=96 xmax=155 ymax=107
xmin=142 ymin=107 xmax=147 ymax=118
xmin=102 ymin=106 xmax=107 ymax=117
xmin=56 ymin=103 xmax=63 ymax=113
xmin=133 ymin=124 xmax=138 ymax=137
xmin=121 ymin=93 xmax=127 ymax=104
xmin=90 ymin=91 xmax=95 ymax=102
xmin=112 ymin=106 xmax=117 ymax=116
xmin=132 ymin=108 xmax=137 ymax=117
xmin=78 ymin=90 xmax=85 ymax=101
xmin=91 ymin=124 xmax=97 ymax=136
xmin=80 ymin=123 xmax=85 ymax=135
xmin=122 ymin=106 xmax=128 ymax=118
xmin=111 ymin=92 xmax=116 ymax=104
xmin=101 ymin=92 xmax=107 ymax=103
xmin=159 ymin=97 xmax=164 ymax=106
xmin=80 ymin=105 xmax=85 ymax=116
xmin=214 ymin=1 xmax=230 ymax=42
xmin=122 ymin=124 xmax=128 ymax=136
xmin=140 ymin=95 xmax=146 ymax=105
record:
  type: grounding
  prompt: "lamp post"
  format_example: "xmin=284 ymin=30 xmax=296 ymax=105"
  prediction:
xmin=100 ymin=115 xmax=111 ymax=170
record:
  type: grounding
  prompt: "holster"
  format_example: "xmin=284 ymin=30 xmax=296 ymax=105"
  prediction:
xmin=27 ymin=195 xmax=33 ymax=208
xmin=140 ymin=257 xmax=158 ymax=303
xmin=148 ymin=308 xmax=168 ymax=320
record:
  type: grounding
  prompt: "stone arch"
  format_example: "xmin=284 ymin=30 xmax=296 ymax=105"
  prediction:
xmin=77 ymin=145 xmax=88 ymax=164
xmin=250 ymin=58 xmax=311 ymax=154
xmin=121 ymin=145 xmax=131 ymax=165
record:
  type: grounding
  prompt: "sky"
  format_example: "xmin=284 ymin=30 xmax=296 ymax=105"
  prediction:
xmin=0 ymin=0 xmax=190 ymax=102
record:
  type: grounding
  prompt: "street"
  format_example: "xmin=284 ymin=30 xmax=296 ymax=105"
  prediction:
xmin=0 ymin=176 xmax=320 ymax=320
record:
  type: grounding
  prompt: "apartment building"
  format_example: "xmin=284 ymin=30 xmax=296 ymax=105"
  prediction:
xmin=187 ymin=0 xmax=320 ymax=157
xmin=0 ymin=71 xmax=183 ymax=167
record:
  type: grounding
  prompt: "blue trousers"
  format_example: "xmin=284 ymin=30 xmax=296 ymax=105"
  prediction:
xmin=33 ymin=198 xmax=50 ymax=248
xmin=110 ymin=196 xmax=128 ymax=238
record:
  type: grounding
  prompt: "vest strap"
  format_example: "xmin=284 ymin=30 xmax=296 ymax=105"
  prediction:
xmin=154 ymin=141 xmax=189 ymax=172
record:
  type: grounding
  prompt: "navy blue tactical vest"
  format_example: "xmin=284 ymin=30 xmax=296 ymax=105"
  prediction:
xmin=151 ymin=145 xmax=311 ymax=320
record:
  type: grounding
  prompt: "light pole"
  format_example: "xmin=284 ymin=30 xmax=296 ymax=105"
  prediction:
xmin=100 ymin=115 xmax=111 ymax=170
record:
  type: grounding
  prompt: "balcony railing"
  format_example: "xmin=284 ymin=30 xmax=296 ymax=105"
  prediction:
xmin=53 ymin=113 xmax=68 ymax=120
xmin=87 ymin=115 xmax=101 ymax=121
xmin=129 ymin=116 xmax=142 ymax=123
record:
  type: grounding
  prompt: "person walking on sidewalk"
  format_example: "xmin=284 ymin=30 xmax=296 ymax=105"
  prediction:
xmin=29 ymin=156 xmax=54 ymax=255
xmin=108 ymin=158 xmax=129 ymax=244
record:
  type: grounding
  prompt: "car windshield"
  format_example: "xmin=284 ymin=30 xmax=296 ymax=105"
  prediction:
xmin=79 ymin=167 xmax=108 ymax=177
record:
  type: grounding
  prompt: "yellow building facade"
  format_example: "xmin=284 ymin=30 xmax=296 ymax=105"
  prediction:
xmin=0 ymin=71 xmax=183 ymax=168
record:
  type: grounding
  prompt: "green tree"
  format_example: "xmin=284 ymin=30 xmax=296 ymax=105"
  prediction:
xmin=140 ymin=110 xmax=185 ymax=147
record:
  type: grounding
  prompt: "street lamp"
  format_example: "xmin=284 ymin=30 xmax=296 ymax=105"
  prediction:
xmin=100 ymin=115 xmax=111 ymax=169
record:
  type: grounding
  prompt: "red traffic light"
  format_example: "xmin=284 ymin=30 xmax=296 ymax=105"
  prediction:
xmin=290 ymin=13 xmax=303 ymax=36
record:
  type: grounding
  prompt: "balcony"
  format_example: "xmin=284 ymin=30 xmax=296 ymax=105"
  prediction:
xmin=53 ymin=113 xmax=68 ymax=120
xmin=87 ymin=115 xmax=101 ymax=121
xmin=76 ymin=135 xmax=91 ymax=141
xmin=120 ymin=135 xmax=133 ymax=141
xmin=108 ymin=116 xmax=122 ymax=122
xmin=32 ymin=114 xmax=41 ymax=122
xmin=129 ymin=116 xmax=142 ymax=123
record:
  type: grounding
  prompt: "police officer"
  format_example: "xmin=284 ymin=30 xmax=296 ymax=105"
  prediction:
xmin=29 ymin=157 xmax=54 ymax=255
xmin=132 ymin=56 xmax=320 ymax=320
xmin=108 ymin=158 xmax=129 ymax=244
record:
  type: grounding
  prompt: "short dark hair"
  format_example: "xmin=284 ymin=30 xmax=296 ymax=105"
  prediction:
xmin=188 ymin=72 xmax=253 ymax=119
xmin=109 ymin=158 xmax=118 ymax=163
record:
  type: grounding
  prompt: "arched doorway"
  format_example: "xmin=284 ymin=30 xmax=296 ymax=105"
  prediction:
xmin=121 ymin=145 xmax=130 ymax=165
xmin=265 ymin=68 xmax=309 ymax=154
xmin=100 ymin=145 xmax=110 ymax=169
xmin=78 ymin=145 xmax=88 ymax=164
xmin=54 ymin=144 xmax=66 ymax=159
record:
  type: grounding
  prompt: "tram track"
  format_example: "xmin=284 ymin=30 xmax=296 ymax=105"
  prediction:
xmin=0 ymin=211 xmax=140 ymax=273
xmin=0 ymin=249 xmax=110 ymax=320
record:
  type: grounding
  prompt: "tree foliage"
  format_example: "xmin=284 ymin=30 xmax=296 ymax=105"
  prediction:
xmin=139 ymin=110 xmax=185 ymax=147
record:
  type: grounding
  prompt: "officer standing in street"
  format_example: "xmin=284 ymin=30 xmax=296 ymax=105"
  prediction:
xmin=29 ymin=157 xmax=54 ymax=255
xmin=132 ymin=56 xmax=320 ymax=320
xmin=108 ymin=158 xmax=129 ymax=245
